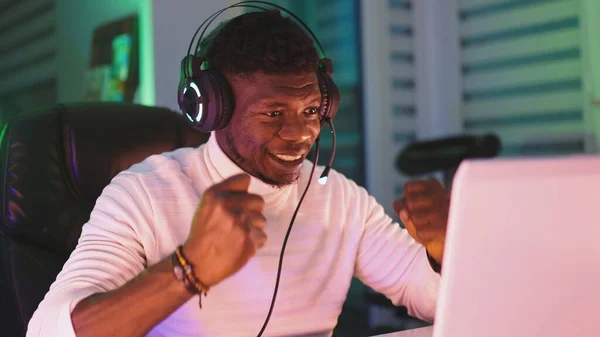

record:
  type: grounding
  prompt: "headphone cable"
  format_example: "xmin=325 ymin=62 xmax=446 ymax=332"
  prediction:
xmin=255 ymin=137 xmax=321 ymax=337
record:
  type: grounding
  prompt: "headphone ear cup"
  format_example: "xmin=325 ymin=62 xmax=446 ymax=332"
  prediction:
xmin=181 ymin=69 xmax=234 ymax=133
xmin=317 ymin=69 xmax=341 ymax=123
xmin=202 ymin=68 xmax=234 ymax=131
xmin=178 ymin=78 xmax=200 ymax=120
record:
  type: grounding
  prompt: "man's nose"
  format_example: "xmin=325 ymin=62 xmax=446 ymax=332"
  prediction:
xmin=278 ymin=117 xmax=312 ymax=143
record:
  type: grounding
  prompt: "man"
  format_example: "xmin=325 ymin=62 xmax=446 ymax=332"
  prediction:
xmin=27 ymin=10 xmax=449 ymax=337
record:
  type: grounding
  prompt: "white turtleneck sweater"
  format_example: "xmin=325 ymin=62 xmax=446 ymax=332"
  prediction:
xmin=27 ymin=135 xmax=440 ymax=337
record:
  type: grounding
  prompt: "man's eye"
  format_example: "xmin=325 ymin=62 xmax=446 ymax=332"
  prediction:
xmin=305 ymin=108 xmax=319 ymax=115
xmin=266 ymin=111 xmax=282 ymax=117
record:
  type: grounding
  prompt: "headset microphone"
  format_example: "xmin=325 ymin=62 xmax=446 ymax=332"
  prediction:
xmin=318 ymin=118 xmax=336 ymax=185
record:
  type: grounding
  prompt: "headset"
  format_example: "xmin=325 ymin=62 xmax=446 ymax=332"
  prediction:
xmin=177 ymin=1 xmax=340 ymax=132
xmin=177 ymin=0 xmax=339 ymax=184
xmin=177 ymin=2 xmax=340 ymax=336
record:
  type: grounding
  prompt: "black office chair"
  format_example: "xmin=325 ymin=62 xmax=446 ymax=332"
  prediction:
xmin=0 ymin=103 xmax=209 ymax=336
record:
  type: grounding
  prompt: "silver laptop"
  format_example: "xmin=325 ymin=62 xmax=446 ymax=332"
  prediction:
xmin=431 ymin=154 xmax=600 ymax=337
xmin=375 ymin=154 xmax=600 ymax=337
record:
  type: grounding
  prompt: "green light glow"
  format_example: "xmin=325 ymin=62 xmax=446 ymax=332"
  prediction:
xmin=139 ymin=0 xmax=156 ymax=106
xmin=0 ymin=122 xmax=7 ymax=151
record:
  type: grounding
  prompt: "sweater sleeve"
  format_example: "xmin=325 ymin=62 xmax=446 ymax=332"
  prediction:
xmin=26 ymin=172 xmax=155 ymax=337
xmin=353 ymin=185 xmax=440 ymax=322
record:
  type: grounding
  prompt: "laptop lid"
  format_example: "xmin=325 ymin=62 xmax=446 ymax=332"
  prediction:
xmin=433 ymin=155 xmax=600 ymax=337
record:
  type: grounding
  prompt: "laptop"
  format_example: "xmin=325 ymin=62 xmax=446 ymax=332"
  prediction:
xmin=430 ymin=154 xmax=600 ymax=337
xmin=375 ymin=154 xmax=600 ymax=337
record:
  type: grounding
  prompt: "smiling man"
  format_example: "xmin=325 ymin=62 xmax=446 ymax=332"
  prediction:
xmin=217 ymin=72 xmax=322 ymax=187
xmin=27 ymin=9 xmax=447 ymax=337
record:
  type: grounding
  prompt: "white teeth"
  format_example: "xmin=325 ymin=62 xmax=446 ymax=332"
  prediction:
xmin=274 ymin=154 xmax=301 ymax=162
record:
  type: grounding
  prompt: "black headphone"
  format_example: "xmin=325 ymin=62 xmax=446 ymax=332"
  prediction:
xmin=176 ymin=0 xmax=341 ymax=133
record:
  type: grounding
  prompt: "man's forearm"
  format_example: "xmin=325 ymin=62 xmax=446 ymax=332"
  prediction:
xmin=71 ymin=255 xmax=194 ymax=337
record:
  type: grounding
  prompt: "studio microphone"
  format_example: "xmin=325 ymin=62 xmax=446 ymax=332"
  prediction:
xmin=395 ymin=133 xmax=501 ymax=176
xmin=318 ymin=118 xmax=336 ymax=185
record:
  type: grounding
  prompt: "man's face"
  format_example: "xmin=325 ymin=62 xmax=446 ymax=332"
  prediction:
xmin=215 ymin=71 xmax=322 ymax=187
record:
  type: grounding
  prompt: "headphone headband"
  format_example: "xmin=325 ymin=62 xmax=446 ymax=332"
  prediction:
xmin=184 ymin=3 xmax=270 ymax=77
xmin=177 ymin=1 xmax=340 ymax=133
xmin=185 ymin=1 xmax=327 ymax=66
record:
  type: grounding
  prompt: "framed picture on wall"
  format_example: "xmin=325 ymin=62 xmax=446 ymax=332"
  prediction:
xmin=83 ymin=15 xmax=139 ymax=103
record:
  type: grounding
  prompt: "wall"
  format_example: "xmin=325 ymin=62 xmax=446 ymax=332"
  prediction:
xmin=56 ymin=0 xmax=240 ymax=108
xmin=56 ymin=0 xmax=143 ymax=103
xmin=150 ymin=0 xmax=242 ymax=111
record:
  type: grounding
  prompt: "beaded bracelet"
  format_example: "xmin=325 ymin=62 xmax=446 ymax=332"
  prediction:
xmin=171 ymin=245 xmax=210 ymax=307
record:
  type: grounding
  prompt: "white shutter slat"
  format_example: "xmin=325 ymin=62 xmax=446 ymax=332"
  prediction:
xmin=390 ymin=35 xmax=413 ymax=54
xmin=390 ymin=8 xmax=413 ymax=27
xmin=0 ymin=0 xmax=53 ymax=30
xmin=464 ymin=58 xmax=581 ymax=92
xmin=0 ymin=58 xmax=55 ymax=94
xmin=468 ymin=120 xmax=584 ymax=147
xmin=0 ymin=32 xmax=55 ymax=74
xmin=460 ymin=1 xmax=579 ymax=39
xmin=392 ymin=114 xmax=417 ymax=133
xmin=0 ymin=8 xmax=54 ymax=51
xmin=391 ymin=88 xmax=415 ymax=107
xmin=465 ymin=90 xmax=582 ymax=120
xmin=391 ymin=62 xmax=413 ymax=80
xmin=463 ymin=28 xmax=579 ymax=65
xmin=459 ymin=0 xmax=509 ymax=10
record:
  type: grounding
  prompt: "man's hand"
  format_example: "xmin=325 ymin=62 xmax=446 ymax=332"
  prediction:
xmin=393 ymin=179 xmax=449 ymax=266
xmin=183 ymin=173 xmax=267 ymax=287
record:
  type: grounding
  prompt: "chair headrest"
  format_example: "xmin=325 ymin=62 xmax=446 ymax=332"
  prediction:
xmin=0 ymin=103 xmax=209 ymax=254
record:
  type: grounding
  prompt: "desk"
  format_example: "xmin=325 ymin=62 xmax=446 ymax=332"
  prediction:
xmin=372 ymin=326 xmax=433 ymax=337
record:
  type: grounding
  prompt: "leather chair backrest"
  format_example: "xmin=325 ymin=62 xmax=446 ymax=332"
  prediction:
xmin=0 ymin=103 xmax=209 ymax=336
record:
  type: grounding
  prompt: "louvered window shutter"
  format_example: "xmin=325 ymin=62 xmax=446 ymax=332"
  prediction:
xmin=389 ymin=0 xmax=416 ymax=199
xmin=0 ymin=0 xmax=57 ymax=124
xmin=460 ymin=0 xmax=589 ymax=156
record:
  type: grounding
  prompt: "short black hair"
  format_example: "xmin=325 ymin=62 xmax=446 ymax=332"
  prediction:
xmin=201 ymin=10 xmax=320 ymax=75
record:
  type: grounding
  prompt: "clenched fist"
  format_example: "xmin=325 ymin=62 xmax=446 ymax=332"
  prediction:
xmin=393 ymin=179 xmax=449 ymax=266
xmin=183 ymin=173 xmax=267 ymax=287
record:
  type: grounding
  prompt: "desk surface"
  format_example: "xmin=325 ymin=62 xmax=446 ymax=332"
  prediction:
xmin=372 ymin=326 xmax=433 ymax=337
